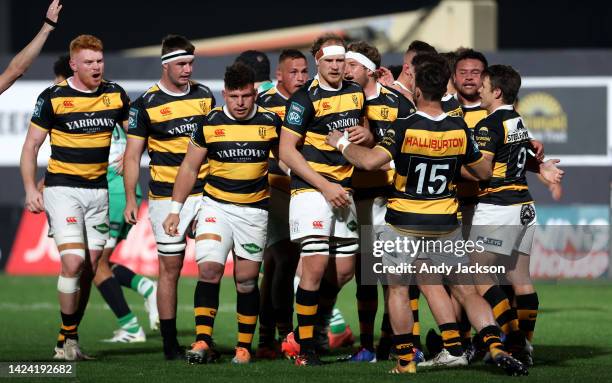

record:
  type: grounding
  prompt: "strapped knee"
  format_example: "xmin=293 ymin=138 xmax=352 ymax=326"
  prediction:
xmin=57 ymin=275 xmax=80 ymax=293
xmin=330 ymin=240 xmax=359 ymax=257
xmin=300 ymin=238 xmax=329 ymax=257
xmin=157 ymin=241 xmax=186 ymax=256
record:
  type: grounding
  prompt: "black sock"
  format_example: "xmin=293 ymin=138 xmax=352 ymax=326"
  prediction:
xmin=97 ymin=277 xmax=131 ymax=319
xmin=111 ymin=263 xmax=136 ymax=288
xmin=237 ymin=286 xmax=260 ymax=351
xmin=393 ymin=333 xmax=414 ymax=366
xmin=479 ymin=325 xmax=505 ymax=358
xmin=60 ymin=311 xmax=79 ymax=340
xmin=356 ymin=284 xmax=377 ymax=351
xmin=381 ymin=312 xmax=392 ymax=339
xmin=516 ymin=292 xmax=539 ymax=342
xmin=194 ymin=281 xmax=219 ymax=345
xmin=439 ymin=322 xmax=464 ymax=357
xmin=409 ymin=285 xmax=421 ymax=349
xmin=160 ymin=318 xmax=178 ymax=348
xmin=483 ymin=285 xmax=520 ymax=335
xmin=295 ymin=287 xmax=319 ymax=353
xmin=458 ymin=309 xmax=472 ymax=348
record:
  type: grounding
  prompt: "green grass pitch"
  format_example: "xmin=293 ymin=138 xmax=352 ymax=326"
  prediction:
xmin=0 ymin=275 xmax=611 ymax=382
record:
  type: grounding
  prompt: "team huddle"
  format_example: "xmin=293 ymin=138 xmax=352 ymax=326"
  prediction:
xmin=15 ymin=1 xmax=564 ymax=377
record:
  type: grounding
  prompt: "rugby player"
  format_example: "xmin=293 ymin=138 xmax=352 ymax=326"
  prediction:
xmin=389 ymin=40 xmax=437 ymax=103
xmin=45 ymin=56 xmax=158 ymax=346
xmin=124 ymin=35 xmax=215 ymax=359
xmin=0 ymin=0 xmax=61 ymax=95
xmin=21 ymin=35 xmax=130 ymax=360
xmin=470 ymin=65 xmax=564 ymax=365
xmin=256 ymin=49 xmax=308 ymax=358
xmin=279 ymin=33 xmax=372 ymax=366
xmin=236 ymin=50 xmax=274 ymax=94
xmin=327 ymin=59 xmax=529 ymax=376
xmin=342 ymin=41 xmax=417 ymax=362
xmin=164 ymin=62 xmax=282 ymax=364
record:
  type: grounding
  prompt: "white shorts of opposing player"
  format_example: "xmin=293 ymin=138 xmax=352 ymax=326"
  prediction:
xmin=148 ymin=195 xmax=202 ymax=256
xmin=195 ymin=196 xmax=268 ymax=264
xmin=469 ymin=203 xmax=537 ymax=256
xmin=289 ymin=190 xmax=359 ymax=257
xmin=44 ymin=186 xmax=110 ymax=256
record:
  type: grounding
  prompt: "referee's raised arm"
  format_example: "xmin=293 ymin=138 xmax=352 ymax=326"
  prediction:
xmin=0 ymin=0 xmax=62 ymax=95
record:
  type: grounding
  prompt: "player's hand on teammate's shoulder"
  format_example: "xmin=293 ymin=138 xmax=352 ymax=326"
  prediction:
xmin=24 ymin=188 xmax=44 ymax=214
xmin=539 ymin=159 xmax=564 ymax=185
xmin=163 ymin=213 xmax=180 ymax=237
xmin=376 ymin=67 xmax=394 ymax=87
xmin=325 ymin=130 xmax=343 ymax=148
xmin=320 ymin=182 xmax=350 ymax=209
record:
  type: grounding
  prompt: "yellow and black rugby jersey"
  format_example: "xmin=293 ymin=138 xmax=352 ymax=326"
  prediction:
xmin=282 ymin=76 xmax=365 ymax=193
xmin=441 ymin=94 xmax=463 ymax=117
xmin=127 ymin=81 xmax=215 ymax=199
xmin=475 ymin=105 xmax=533 ymax=205
xmin=352 ymin=84 xmax=415 ymax=200
xmin=456 ymin=102 xmax=488 ymax=205
xmin=257 ymin=86 xmax=291 ymax=192
xmin=375 ymin=112 xmax=483 ymax=231
xmin=190 ymin=106 xmax=281 ymax=208
xmin=31 ymin=79 xmax=130 ymax=189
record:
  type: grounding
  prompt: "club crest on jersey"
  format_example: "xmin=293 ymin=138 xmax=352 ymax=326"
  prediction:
xmin=352 ymin=94 xmax=359 ymax=106
xmin=199 ymin=100 xmax=208 ymax=113
xmin=259 ymin=126 xmax=267 ymax=139
xmin=287 ymin=102 xmax=305 ymax=125
xmin=102 ymin=95 xmax=111 ymax=107
xmin=380 ymin=107 xmax=389 ymax=120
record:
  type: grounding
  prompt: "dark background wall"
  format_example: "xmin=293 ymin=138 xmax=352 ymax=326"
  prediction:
xmin=4 ymin=0 xmax=612 ymax=54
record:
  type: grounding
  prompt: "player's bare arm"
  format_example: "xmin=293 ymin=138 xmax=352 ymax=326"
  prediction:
xmin=0 ymin=0 xmax=62 ymax=94
xmin=123 ymin=137 xmax=145 ymax=224
xmin=462 ymin=152 xmax=492 ymax=181
xmin=162 ymin=142 xmax=207 ymax=236
xmin=20 ymin=124 xmax=48 ymax=213
xmin=279 ymin=128 xmax=349 ymax=208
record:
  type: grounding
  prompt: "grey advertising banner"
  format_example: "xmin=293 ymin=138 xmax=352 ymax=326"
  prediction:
xmin=518 ymin=87 xmax=607 ymax=155
xmin=520 ymin=77 xmax=612 ymax=166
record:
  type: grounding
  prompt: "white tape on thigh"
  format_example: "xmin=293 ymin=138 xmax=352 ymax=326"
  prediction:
xmin=195 ymin=238 xmax=226 ymax=264
xmin=57 ymin=275 xmax=80 ymax=293
xmin=157 ymin=242 xmax=186 ymax=256
xmin=54 ymin=232 xmax=86 ymax=258
xmin=104 ymin=236 xmax=118 ymax=249
xmin=300 ymin=238 xmax=330 ymax=257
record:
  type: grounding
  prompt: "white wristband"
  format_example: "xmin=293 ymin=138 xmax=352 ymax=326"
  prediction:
xmin=336 ymin=137 xmax=352 ymax=154
xmin=389 ymin=160 xmax=395 ymax=169
xmin=170 ymin=200 xmax=183 ymax=214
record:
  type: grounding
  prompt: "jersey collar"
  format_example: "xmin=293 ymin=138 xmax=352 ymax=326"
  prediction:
xmin=67 ymin=77 xmax=98 ymax=93
xmin=415 ymin=110 xmax=448 ymax=121
xmin=366 ymin=82 xmax=382 ymax=101
xmin=313 ymin=74 xmax=342 ymax=91
xmin=488 ymin=104 xmax=514 ymax=116
xmin=157 ymin=81 xmax=190 ymax=97
xmin=223 ymin=105 xmax=257 ymax=121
